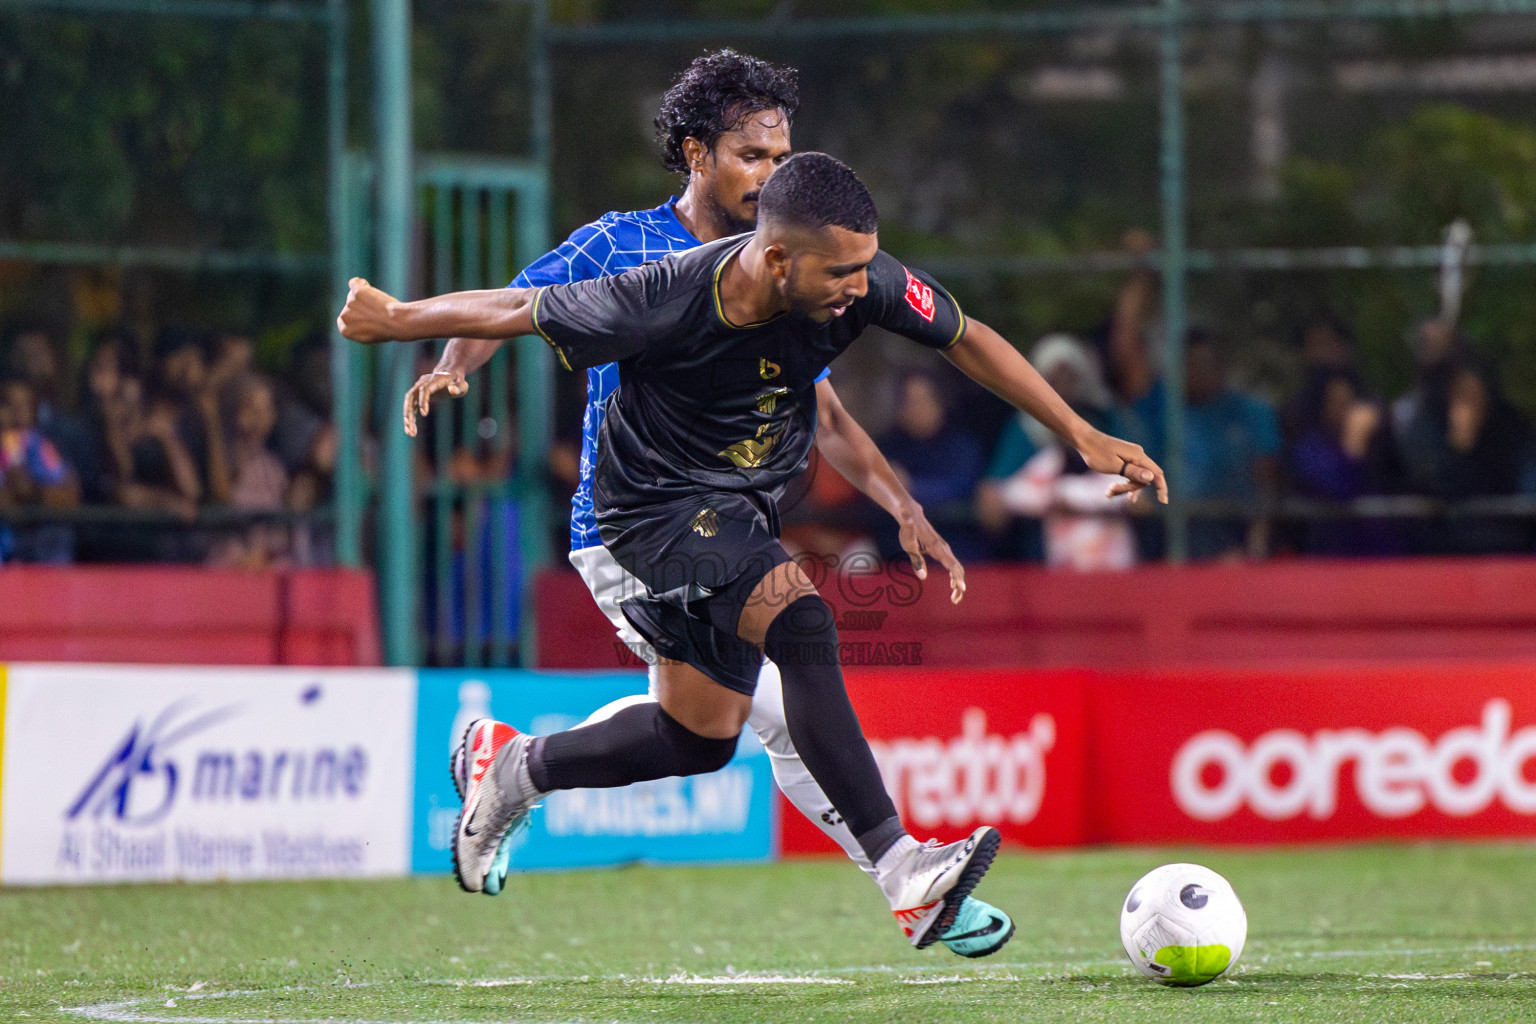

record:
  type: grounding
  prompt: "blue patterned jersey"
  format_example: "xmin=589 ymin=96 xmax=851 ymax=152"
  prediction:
xmin=510 ymin=200 xmax=701 ymax=550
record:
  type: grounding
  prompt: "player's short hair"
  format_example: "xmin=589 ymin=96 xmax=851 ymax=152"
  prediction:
xmin=654 ymin=48 xmax=799 ymax=175
xmin=757 ymin=152 xmax=879 ymax=235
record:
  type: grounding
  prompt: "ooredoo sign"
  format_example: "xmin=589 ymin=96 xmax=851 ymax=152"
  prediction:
xmin=776 ymin=668 xmax=1089 ymax=854
xmin=1172 ymin=699 xmax=1536 ymax=822
xmin=1093 ymin=664 xmax=1536 ymax=842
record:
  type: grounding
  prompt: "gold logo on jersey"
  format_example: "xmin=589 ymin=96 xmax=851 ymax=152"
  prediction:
xmin=756 ymin=387 xmax=791 ymax=415
xmin=718 ymin=424 xmax=783 ymax=468
xmin=759 ymin=358 xmax=781 ymax=380
xmin=688 ymin=507 xmax=721 ymax=538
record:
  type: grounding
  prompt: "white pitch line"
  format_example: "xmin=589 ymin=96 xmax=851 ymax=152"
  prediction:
xmin=1265 ymin=943 xmax=1536 ymax=961
xmin=69 ymin=989 xmax=635 ymax=1024
xmin=643 ymin=973 xmax=852 ymax=985
xmin=65 ymin=944 xmax=1536 ymax=1024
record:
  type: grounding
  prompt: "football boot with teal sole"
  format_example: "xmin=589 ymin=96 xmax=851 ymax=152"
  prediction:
xmin=939 ymin=896 xmax=1015 ymax=958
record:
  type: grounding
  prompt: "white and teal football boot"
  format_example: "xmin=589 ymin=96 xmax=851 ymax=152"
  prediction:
xmin=881 ymin=828 xmax=1003 ymax=950
xmin=937 ymin=896 xmax=1015 ymax=958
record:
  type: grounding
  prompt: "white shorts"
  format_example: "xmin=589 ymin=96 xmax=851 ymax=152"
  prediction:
xmin=568 ymin=542 xmax=658 ymax=669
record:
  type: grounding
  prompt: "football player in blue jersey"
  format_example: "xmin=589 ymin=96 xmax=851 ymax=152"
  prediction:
xmin=402 ymin=50 xmax=1012 ymax=957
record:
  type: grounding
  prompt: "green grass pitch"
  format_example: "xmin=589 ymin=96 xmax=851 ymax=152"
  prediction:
xmin=2 ymin=844 xmax=1534 ymax=1023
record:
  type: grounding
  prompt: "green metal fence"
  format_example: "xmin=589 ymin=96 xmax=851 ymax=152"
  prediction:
xmin=538 ymin=0 xmax=1536 ymax=566
xmin=10 ymin=0 xmax=1536 ymax=667
xmin=334 ymin=150 xmax=552 ymax=667
xmin=417 ymin=156 xmax=551 ymax=667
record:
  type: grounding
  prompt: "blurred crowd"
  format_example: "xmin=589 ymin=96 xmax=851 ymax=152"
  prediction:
xmin=0 ymin=322 xmax=337 ymax=566
xmin=770 ymin=247 xmax=1536 ymax=570
xmin=9 ymin=251 xmax=1536 ymax=575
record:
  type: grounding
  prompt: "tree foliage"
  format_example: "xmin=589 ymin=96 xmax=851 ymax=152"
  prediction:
xmin=0 ymin=13 xmax=327 ymax=251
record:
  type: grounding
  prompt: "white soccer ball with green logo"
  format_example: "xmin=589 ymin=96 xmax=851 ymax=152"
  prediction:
xmin=1119 ymin=863 xmax=1246 ymax=987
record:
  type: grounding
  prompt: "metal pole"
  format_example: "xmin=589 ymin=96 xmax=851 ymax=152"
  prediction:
xmin=1159 ymin=0 xmax=1189 ymax=563
xmin=517 ymin=0 xmax=554 ymax=666
xmin=327 ymin=0 xmax=360 ymax=569
xmin=373 ymin=0 xmax=418 ymax=665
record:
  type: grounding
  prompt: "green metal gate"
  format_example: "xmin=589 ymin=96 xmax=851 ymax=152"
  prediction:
xmin=337 ymin=153 xmax=551 ymax=668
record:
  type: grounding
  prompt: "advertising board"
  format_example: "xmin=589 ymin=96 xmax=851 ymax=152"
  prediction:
xmin=777 ymin=669 xmax=1090 ymax=855
xmin=413 ymin=671 xmax=774 ymax=872
xmin=1091 ymin=662 xmax=1536 ymax=843
xmin=0 ymin=664 xmax=416 ymax=885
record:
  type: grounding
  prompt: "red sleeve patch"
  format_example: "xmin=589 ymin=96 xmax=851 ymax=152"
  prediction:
xmin=903 ymin=267 xmax=936 ymax=322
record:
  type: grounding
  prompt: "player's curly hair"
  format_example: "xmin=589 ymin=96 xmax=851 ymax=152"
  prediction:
xmin=757 ymin=152 xmax=878 ymax=234
xmin=654 ymin=49 xmax=799 ymax=176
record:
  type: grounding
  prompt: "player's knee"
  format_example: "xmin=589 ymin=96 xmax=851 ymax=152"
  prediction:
xmin=676 ymin=728 xmax=737 ymax=774
xmin=693 ymin=732 xmax=738 ymax=773
xmin=762 ymin=593 xmax=839 ymax=670
xmin=657 ymin=706 xmax=739 ymax=774
xmin=770 ymin=593 xmax=838 ymax=644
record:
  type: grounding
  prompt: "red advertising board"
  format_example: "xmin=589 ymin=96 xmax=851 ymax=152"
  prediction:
xmin=777 ymin=661 xmax=1536 ymax=856
xmin=1090 ymin=662 xmax=1536 ymax=844
xmin=777 ymin=668 xmax=1091 ymax=855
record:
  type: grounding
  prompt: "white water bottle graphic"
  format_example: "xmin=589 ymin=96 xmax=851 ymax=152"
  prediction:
xmin=449 ymin=680 xmax=493 ymax=758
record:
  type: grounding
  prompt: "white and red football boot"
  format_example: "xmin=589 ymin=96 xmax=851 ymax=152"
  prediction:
xmin=880 ymin=827 xmax=1003 ymax=950
xmin=452 ymin=718 xmax=542 ymax=894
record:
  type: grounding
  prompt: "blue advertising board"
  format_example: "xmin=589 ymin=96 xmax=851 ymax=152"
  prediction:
xmin=413 ymin=670 xmax=775 ymax=873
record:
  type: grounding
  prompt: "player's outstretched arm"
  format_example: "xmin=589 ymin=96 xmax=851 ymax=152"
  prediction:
xmin=337 ymin=277 xmax=537 ymax=346
xmin=813 ymin=377 xmax=966 ymax=605
xmin=402 ymin=337 xmax=504 ymax=437
xmin=944 ymin=318 xmax=1168 ymax=504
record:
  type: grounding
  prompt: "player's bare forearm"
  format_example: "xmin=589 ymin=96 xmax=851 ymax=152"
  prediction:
xmin=438 ymin=337 xmax=504 ymax=378
xmin=812 ymin=378 xmax=966 ymax=602
xmin=812 ymin=378 xmax=912 ymax=521
xmin=398 ymin=288 xmax=536 ymax=341
xmin=944 ymin=319 xmax=1092 ymax=446
xmin=945 ymin=319 xmax=1167 ymax=502
xmin=337 ymin=277 xmax=537 ymax=344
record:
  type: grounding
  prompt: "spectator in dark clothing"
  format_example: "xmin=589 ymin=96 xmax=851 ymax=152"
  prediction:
xmin=1392 ymin=316 xmax=1471 ymax=480
xmin=872 ymin=370 xmax=987 ymax=562
xmin=1285 ymin=369 xmax=1405 ymax=556
xmin=151 ymin=327 xmax=231 ymax=507
xmin=1089 ymin=228 xmax=1162 ymax=406
xmin=1408 ymin=362 xmax=1532 ymax=554
xmin=120 ymin=379 xmax=203 ymax=520
xmin=273 ymin=332 xmax=338 ymax=517
xmin=880 ymin=371 xmax=985 ymax=507
xmin=73 ymin=328 xmax=144 ymax=504
xmin=273 ymin=333 xmax=329 ymax=472
xmin=1283 ymin=314 xmax=1362 ymax=445
xmin=0 ymin=376 xmax=79 ymax=562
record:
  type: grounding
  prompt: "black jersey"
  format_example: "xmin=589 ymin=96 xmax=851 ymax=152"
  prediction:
xmin=531 ymin=234 xmax=966 ymax=513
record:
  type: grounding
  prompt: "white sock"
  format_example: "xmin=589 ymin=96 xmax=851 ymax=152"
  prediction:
xmin=493 ymin=735 xmax=541 ymax=799
xmin=874 ymin=835 xmax=921 ymax=896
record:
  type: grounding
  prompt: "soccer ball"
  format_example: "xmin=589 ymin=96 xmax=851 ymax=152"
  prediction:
xmin=1119 ymin=863 xmax=1246 ymax=987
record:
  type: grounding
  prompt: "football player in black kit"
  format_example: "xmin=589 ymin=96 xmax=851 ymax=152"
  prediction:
xmin=340 ymin=152 xmax=1166 ymax=950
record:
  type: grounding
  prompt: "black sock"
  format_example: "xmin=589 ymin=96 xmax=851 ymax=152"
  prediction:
xmin=763 ymin=594 xmax=906 ymax=864
xmin=527 ymin=703 xmax=737 ymax=792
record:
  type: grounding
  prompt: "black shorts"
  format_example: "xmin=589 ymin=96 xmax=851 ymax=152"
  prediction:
xmin=598 ymin=491 xmax=791 ymax=695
